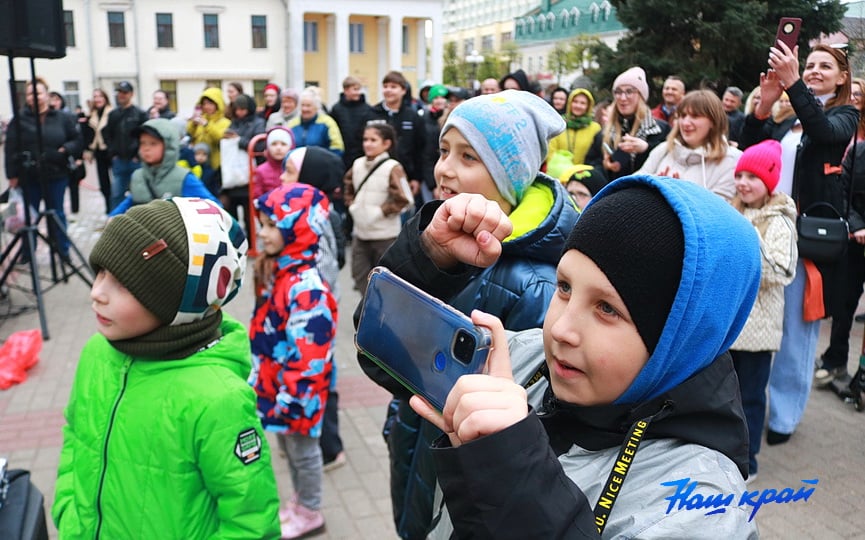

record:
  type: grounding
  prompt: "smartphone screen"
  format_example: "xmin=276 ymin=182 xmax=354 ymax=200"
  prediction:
xmin=775 ymin=17 xmax=802 ymax=51
xmin=355 ymin=267 xmax=491 ymax=411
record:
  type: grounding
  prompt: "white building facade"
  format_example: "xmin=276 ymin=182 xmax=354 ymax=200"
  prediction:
xmin=0 ymin=0 xmax=444 ymax=120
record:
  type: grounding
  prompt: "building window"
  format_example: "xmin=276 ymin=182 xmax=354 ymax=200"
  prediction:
xmin=349 ymin=23 xmax=364 ymax=53
xmin=205 ymin=79 xmax=222 ymax=91
xmin=303 ymin=21 xmax=318 ymax=52
xmin=481 ymin=34 xmax=494 ymax=52
xmin=63 ymin=81 xmax=80 ymax=111
xmin=253 ymin=80 xmax=268 ymax=108
xmin=156 ymin=13 xmax=173 ymax=48
xmin=501 ymin=31 xmax=512 ymax=43
xmin=402 ymin=24 xmax=409 ymax=55
xmin=63 ymin=10 xmax=75 ymax=47
xmin=463 ymin=39 xmax=474 ymax=57
xmin=203 ymin=14 xmax=219 ymax=48
xmin=108 ymin=11 xmax=126 ymax=48
xmin=251 ymin=15 xmax=267 ymax=48
xmin=160 ymin=80 xmax=178 ymax=113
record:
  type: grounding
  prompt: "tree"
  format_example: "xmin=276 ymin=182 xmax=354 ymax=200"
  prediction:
xmin=604 ymin=0 xmax=846 ymax=100
xmin=549 ymin=43 xmax=577 ymax=86
xmin=548 ymin=36 xmax=604 ymax=88
xmin=499 ymin=41 xmax=520 ymax=75
xmin=443 ymin=41 xmax=460 ymax=87
xmin=844 ymin=3 xmax=865 ymax=75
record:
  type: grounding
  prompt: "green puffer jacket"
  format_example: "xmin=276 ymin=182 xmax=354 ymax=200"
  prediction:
xmin=52 ymin=315 xmax=281 ymax=539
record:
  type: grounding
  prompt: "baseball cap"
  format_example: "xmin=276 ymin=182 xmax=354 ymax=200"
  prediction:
xmin=117 ymin=81 xmax=134 ymax=93
xmin=428 ymin=84 xmax=449 ymax=100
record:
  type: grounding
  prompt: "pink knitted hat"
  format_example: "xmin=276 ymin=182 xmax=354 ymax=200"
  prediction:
xmin=613 ymin=67 xmax=650 ymax=101
xmin=735 ymin=140 xmax=782 ymax=193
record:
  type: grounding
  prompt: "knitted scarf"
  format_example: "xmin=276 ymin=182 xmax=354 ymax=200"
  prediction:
xmin=566 ymin=115 xmax=593 ymax=130
xmin=109 ymin=312 xmax=223 ymax=360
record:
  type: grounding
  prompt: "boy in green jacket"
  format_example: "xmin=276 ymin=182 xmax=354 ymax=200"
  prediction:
xmin=52 ymin=197 xmax=281 ymax=539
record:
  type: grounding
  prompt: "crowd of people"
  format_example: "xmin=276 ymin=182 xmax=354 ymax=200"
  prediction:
xmin=4 ymin=40 xmax=864 ymax=537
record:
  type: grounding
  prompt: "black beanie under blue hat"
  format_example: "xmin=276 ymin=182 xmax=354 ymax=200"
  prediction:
xmin=563 ymin=185 xmax=685 ymax=354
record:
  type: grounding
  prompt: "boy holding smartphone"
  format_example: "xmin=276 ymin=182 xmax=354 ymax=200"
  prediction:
xmin=359 ymin=90 xmax=579 ymax=539
xmin=372 ymin=176 xmax=761 ymax=538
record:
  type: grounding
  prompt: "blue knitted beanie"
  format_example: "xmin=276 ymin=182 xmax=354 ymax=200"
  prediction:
xmin=441 ymin=90 xmax=565 ymax=206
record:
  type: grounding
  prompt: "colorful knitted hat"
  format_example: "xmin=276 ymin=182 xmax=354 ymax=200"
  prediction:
xmin=90 ymin=198 xmax=248 ymax=326
xmin=735 ymin=139 xmax=782 ymax=193
xmin=441 ymin=90 xmax=565 ymax=206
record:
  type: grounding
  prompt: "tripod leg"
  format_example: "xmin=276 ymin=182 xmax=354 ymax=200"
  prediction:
xmin=42 ymin=209 xmax=93 ymax=287
xmin=11 ymin=225 xmax=51 ymax=339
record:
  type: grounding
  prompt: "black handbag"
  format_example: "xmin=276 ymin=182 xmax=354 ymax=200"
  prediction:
xmin=794 ymin=139 xmax=855 ymax=264
xmin=796 ymin=202 xmax=849 ymax=263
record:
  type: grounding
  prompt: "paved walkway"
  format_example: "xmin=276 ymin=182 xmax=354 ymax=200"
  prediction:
xmin=0 ymin=179 xmax=863 ymax=538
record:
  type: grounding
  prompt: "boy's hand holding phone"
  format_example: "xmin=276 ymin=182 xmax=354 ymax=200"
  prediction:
xmin=410 ymin=310 xmax=528 ymax=448
xmin=420 ymin=193 xmax=513 ymax=270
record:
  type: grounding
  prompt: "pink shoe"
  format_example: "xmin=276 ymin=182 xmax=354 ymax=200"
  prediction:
xmin=279 ymin=493 xmax=299 ymax=523
xmin=280 ymin=504 xmax=325 ymax=539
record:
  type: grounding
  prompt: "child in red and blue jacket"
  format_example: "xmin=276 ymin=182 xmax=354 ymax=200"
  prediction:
xmin=248 ymin=183 xmax=337 ymax=540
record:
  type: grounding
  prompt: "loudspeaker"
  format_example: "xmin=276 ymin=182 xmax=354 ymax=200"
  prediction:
xmin=0 ymin=0 xmax=66 ymax=59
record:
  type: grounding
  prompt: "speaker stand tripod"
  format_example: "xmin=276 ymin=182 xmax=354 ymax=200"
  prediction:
xmin=0 ymin=55 xmax=94 ymax=339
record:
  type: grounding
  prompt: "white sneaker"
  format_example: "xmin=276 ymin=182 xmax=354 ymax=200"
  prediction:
xmin=279 ymin=493 xmax=298 ymax=523
xmin=280 ymin=504 xmax=325 ymax=539
xmin=815 ymin=366 xmax=847 ymax=387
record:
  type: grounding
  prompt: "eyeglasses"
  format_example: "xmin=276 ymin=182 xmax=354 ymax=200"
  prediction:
xmin=613 ymin=88 xmax=638 ymax=98
xmin=854 ymin=92 xmax=863 ymax=98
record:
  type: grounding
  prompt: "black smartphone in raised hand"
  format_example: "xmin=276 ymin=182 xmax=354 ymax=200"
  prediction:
xmin=775 ymin=17 xmax=802 ymax=51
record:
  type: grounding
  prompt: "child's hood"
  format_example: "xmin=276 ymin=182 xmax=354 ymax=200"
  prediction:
xmin=187 ymin=315 xmax=253 ymax=376
xmin=135 ymin=118 xmax=183 ymax=179
xmin=139 ymin=118 xmax=182 ymax=163
xmin=586 ymin=175 xmax=762 ymax=404
xmin=255 ymin=183 xmax=331 ymax=268
xmin=198 ymin=87 xmax=226 ymax=115
xmin=565 ymin=88 xmax=595 ymax=122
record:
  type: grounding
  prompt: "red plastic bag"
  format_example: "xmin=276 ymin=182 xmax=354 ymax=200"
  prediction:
xmin=0 ymin=329 xmax=42 ymax=389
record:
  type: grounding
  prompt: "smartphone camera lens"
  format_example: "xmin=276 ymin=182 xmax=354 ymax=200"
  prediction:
xmin=782 ymin=22 xmax=794 ymax=34
xmin=433 ymin=351 xmax=447 ymax=372
xmin=452 ymin=330 xmax=477 ymax=365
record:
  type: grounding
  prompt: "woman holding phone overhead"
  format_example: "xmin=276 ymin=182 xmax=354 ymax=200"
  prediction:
xmin=739 ymin=39 xmax=857 ymax=446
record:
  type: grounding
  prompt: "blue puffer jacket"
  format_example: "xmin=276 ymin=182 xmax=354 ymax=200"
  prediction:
xmin=367 ymin=174 xmax=579 ymax=539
